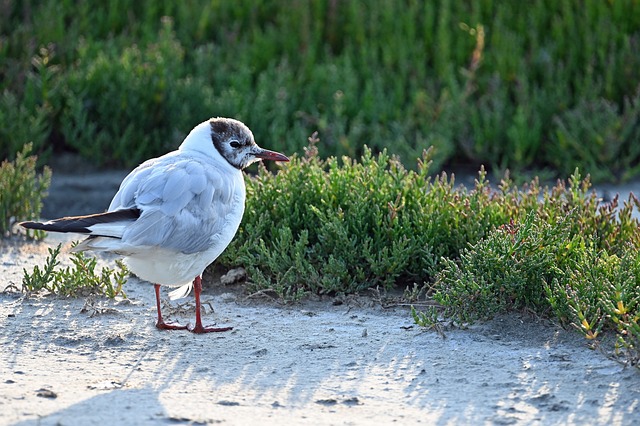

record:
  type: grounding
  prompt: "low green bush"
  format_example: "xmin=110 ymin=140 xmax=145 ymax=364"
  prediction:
xmin=22 ymin=243 xmax=128 ymax=299
xmin=220 ymin=143 xmax=639 ymax=366
xmin=222 ymin=143 xmax=518 ymax=298
xmin=222 ymin=143 xmax=635 ymax=295
xmin=434 ymin=205 xmax=640 ymax=366
xmin=0 ymin=143 xmax=51 ymax=238
xmin=549 ymin=92 xmax=640 ymax=182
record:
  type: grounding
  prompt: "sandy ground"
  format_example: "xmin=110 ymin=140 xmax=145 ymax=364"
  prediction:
xmin=1 ymin=160 xmax=639 ymax=425
xmin=1 ymin=237 xmax=639 ymax=426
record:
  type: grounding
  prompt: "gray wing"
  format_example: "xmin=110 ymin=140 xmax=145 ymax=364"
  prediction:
xmin=109 ymin=154 xmax=236 ymax=254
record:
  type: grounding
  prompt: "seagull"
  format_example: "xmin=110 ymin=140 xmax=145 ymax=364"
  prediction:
xmin=20 ymin=117 xmax=289 ymax=333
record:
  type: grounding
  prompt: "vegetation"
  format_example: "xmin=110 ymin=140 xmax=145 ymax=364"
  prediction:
xmin=0 ymin=143 xmax=51 ymax=238
xmin=2 ymin=1 xmax=640 ymax=180
xmin=432 ymin=208 xmax=640 ymax=366
xmin=221 ymin=145 xmax=640 ymax=367
xmin=22 ymin=243 xmax=128 ymax=299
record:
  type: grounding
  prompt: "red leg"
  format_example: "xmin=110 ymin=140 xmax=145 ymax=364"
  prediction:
xmin=154 ymin=284 xmax=187 ymax=331
xmin=188 ymin=275 xmax=233 ymax=334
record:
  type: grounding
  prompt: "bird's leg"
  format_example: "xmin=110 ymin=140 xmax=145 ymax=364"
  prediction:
xmin=154 ymin=284 xmax=187 ymax=331
xmin=188 ymin=275 xmax=233 ymax=334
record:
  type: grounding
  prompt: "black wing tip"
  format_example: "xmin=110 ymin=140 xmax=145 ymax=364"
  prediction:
xmin=17 ymin=209 xmax=141 ymax=234
xmin=19 ymin=221 xmax=45 ymax=230
xmin=19 ymin=220 xmax=91 ymax=233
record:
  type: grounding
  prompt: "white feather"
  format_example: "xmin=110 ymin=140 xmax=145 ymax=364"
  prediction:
xmin=168 ymin=282 xmax=193 ymax=300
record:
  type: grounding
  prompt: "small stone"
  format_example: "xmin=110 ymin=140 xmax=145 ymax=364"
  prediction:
xmin=36 ymin=389 xmax=57 ymax=399
xmin=315 ymin=399 xmax=338 ymax=406
xmin=220 ymin=268 xmax=246 ymax=285
xmin=343 ymin=397 xmax=361 ymax=406
xmin=252 ymin=348 xmax=268 ymax=356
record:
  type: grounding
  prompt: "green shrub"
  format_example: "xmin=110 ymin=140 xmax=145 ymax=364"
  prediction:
xmin=2 ymin=1 xmax=640 ymax=180
xmin=432 ymin=195 xmax=640 ymax=366
xmin=60 ymin=19 xmax=217 ymax=167
xmin=549 ymin=91 xmax=640 ymax=182
xmin=0 ymin=143 xmax=51 ymax=238
xmin=220 ymin=142 xmax=640 ymax=365
xmin=22 ymin=243 xmax=128 ymax=299
xmin=221 ymin=144 xmax=632 ymax=299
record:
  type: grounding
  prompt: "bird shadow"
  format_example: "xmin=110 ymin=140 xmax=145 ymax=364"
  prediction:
xmin=10 ymin=388 xmax=170 ymax=426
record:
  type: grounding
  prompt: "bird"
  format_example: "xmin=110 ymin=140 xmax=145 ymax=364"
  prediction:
xmin=20 ymin=117 xmax=289 ymax=334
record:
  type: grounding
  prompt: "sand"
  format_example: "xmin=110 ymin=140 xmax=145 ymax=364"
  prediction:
xmin=1 ymin=237 xmax=639 ymax=425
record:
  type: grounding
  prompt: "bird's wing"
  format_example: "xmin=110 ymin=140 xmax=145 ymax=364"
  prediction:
xmin=110 ymin=154 xmax=238 ymax=255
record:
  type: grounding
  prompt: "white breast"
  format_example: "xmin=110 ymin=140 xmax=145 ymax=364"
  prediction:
xmin=124 ymin=180 xmax=246 ymax=287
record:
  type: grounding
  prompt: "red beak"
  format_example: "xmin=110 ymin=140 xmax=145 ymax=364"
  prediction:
xmin=255 ymin=149 xmax=290 ymax=162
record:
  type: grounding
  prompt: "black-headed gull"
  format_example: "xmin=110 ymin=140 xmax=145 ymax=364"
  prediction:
xmin=21 ymin=117 xmax=289 ymax=333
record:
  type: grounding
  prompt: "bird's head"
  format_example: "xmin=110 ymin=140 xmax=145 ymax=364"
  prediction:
xmin=209 ymin=117 xmax=289 ymax=169
xmin=180 ymin=117 xmax=289 ymax=170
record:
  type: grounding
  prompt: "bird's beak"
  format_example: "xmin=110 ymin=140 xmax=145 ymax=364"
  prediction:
xmin=255 ymin=149 xmax=290 ymax=162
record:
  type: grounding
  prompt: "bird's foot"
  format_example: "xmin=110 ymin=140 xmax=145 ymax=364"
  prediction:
xmin=188 ymin=323 xmax=233 ymax=334
xmin=155 ymin=320 xmax=188 ymax=331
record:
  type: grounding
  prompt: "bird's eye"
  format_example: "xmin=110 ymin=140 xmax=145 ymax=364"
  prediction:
xmin=229 ymin=141 xmax=241 ymax=148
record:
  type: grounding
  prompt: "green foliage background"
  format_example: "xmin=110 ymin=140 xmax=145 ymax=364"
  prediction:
xmin=2 ymin=0 xmax=640 ymax=180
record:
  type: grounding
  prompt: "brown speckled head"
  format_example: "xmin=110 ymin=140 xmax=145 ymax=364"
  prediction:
xmin=208 ymin=117 xmax=289 ymax=169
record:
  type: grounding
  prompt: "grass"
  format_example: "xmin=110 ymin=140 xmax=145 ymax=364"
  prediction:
xmin=21 ymin=243 xmax=128 ymax=299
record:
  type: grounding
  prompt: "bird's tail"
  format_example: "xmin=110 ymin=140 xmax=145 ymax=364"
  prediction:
xmin=168 ymin=282 xmax=193 ymax=300
xmin=20 ymin=209 xmax=141 ymax=238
